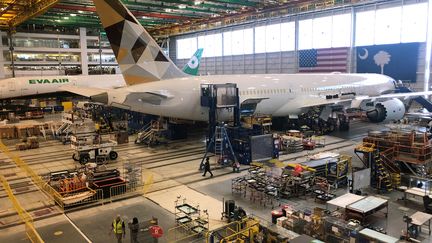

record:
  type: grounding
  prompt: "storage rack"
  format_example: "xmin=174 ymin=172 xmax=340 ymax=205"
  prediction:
xmin=174 ymin=196 xmax=209 ymax=237
xmin=123 ymin=162 xmax=142 ymax=186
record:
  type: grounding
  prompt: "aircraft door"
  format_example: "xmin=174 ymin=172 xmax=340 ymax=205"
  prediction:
xmin=8 ymin=81 xmax=17 ymax=97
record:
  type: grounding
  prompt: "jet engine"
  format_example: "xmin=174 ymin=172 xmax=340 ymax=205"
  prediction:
xmin=366 ymin=98 xmax=405 ymax=123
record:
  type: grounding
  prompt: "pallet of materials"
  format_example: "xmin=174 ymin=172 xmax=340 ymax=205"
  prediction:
xmin=16 ymin=124 xmax=40 ymax=138
xmin=0 ymin=125 xmax=16 ymax=139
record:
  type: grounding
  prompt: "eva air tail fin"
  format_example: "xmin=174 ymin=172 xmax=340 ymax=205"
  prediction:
xmin=92 ymin=0 xmax=188 ymax=85
xmin=182 ymin=48 xmax=203 ymax=76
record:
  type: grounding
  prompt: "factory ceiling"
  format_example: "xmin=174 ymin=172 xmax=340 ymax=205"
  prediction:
xmin=0 ymin=0 xmax=364 ymax=37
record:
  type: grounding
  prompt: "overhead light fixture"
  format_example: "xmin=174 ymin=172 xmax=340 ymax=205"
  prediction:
xmin=165 ymin=8 xmax=172 ymax=12
xmin=142 ymin=16 xmax=149 ymax=19
xmin=55 ymin=19 xmax=61 ymax=22
xmin=194 ymin=0 xmax=202 ymax=5
xmin=78 ymin=10 xmax=84 ymax=13
xmin=178 ymin=4 xmax=186 ymax=9
xmin=63 ymin=16 xmax=69 ymax=19
xmin=70 ymin=13 xmax=76 ymax=16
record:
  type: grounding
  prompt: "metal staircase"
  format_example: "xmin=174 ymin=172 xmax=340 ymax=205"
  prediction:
xmin=201 ymin=125 xmax=237 ymax=168
xmin=214 ymin=126 xmax=224 ymax=156
xmin=135 ymin=120 xmax=166 ymax=146
xmin=373 ymin=153 xmax=393 ymax=192
xmin=355 ymin=142 xmax=401 ymax=192
xmin=56 ymin=122 xmax=71 ymax=136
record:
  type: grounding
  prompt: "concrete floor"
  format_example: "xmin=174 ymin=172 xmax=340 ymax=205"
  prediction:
xmin=0 ymin=119 xmax=430 ymax=242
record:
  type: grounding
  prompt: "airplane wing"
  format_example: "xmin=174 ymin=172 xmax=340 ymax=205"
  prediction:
xmin=61 ymin=85 xmax=173 ymax=105
xmin=301 ymin=98 xmax=352 ymax=108
xmin=125 ymin=90 xmax=174 ymax=105
xmin=299 ymin=91 xmax=432 ymax=109
xmin=59 ymin=85 xmax=108 ymax=97
xmin=356 ymin=91 xmax=432 ymax=100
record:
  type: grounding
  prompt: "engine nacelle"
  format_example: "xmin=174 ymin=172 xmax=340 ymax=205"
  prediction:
xmin=366 ymin=98 xmax=405 ymax=123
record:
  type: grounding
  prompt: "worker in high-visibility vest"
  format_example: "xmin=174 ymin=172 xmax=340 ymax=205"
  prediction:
xmin=111 ymin=215 xmax=126 ymax=243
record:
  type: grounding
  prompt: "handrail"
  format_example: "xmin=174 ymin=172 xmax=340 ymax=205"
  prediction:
xmin=0 ymin=175 xmax=44 ymax=243
xmin=379 ymin=147 xmax=400 ymax=173
xmin=0 ymin=140 xmax=64 ymax=208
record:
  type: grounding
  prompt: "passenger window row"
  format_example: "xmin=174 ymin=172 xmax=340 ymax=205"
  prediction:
xmin=239 ymin=88 xmax=290 ymax=96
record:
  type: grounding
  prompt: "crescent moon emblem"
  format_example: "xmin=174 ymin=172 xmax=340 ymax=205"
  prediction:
xmin=358 ymin=48 xmax=368 ymax=60
xmin=187 ymin=56 xmax=199 ymax=69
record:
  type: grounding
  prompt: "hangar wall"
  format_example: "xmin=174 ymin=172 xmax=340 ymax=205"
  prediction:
xmin=0 ymin=28 xmax=118 ymax=79
xmin=170 ymin=0 xmax=429 ymax=91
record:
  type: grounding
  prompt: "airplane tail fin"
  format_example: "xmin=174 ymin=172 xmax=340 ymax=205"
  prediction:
xmin=92 ymin=0 xmax=187 ymax=85
xmin=182 ymin=48 xmax=203 ymax=76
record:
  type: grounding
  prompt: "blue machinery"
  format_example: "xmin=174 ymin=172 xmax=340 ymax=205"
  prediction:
xmin=199 ymin=83 xmax=240 ymax=169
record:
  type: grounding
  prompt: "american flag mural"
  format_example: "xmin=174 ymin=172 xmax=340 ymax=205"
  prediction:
xmin=298 ymin=47 xmax=348 ymax=73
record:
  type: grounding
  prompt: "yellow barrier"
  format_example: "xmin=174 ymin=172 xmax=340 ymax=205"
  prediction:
xmin=0 ymin=175 xmax=44 ymax=243
xmin=142 ymin=170 xmax=154 ymax=195
xmin=167 ymin=223 xmax=203 ymax=243
xmin=0 ymin=140 xmax=63 ymax=208
xmin=0 ymin=139 xmax=155 ymax=211
xmin=220 ymin=218 xmax=260 ymax=243
xmin=205 ymin=217 xmax=260 ymax=243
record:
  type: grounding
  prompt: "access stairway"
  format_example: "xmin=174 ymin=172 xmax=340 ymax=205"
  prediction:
xmin=135 ymin=120 xmax=166 ymax=146
xmin=355 ymin=143 xmax=401 ymax=192
xmin=56 ymin=122 xmax=71 ymax=137
xmin=372 ymin=153 xmax=394 ymax=192
xmin=396 ymin=86 xmax=432 ymax=112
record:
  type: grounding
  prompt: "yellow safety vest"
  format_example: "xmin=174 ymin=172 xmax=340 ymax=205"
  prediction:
xmin=113 ymin=220 xmax=123 ymax=234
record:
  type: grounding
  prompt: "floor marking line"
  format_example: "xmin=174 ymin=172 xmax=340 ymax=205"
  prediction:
xmin=63 ymin=213 xmax=92 ymax=243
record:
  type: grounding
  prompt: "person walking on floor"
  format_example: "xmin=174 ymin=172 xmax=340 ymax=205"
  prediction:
xmin=111 ymin=215 xmax=126 ymax=243
xmin=202 ymin=157 xmax=213 ymax=177
xmin=128 ymin=217 xmax=139 ymax=243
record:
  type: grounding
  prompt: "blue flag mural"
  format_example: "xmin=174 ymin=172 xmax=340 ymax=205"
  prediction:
xmin=356 ymin=42 xmax=419 ymax=82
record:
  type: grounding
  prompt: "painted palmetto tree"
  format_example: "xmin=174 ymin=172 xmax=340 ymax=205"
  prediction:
xmin=373 ymin=51 xmax=391 ymax=74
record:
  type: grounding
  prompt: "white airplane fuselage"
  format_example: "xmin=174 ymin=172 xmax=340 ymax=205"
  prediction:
xmin=108 ymin=73 xmax=395 ymax=121
xmin=0 ymin=75 xmax=125 ymax=99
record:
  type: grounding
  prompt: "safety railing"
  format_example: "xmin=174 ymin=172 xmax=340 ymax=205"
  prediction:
xmin=109 ymin=171 xmax=154 ymax=202
xmin=0 ymin=139 xmax=154 ymax=212
xmin=355 ymin=142 xmax=376 ymax=153
xmin=0 ymin=175 xmax=44 ymax=243
xmin=380 ymin=147 xmax=400 ymax=173
xmin=143 ymin=170 xmax=154 ymax=195
xmin=205 ymin=217 xmax=260 ymax=243
xmin=167 ymin=223 xmax=203 ymax=243
xmin=109 ymin=183 xmax=138 ymax=202
xmin=0 ymin=140 xmax=63 ymax=207
xmin=394 ymin=144 xmax=432 ymax=165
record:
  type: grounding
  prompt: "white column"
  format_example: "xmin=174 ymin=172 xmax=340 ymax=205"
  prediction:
xmin=0 ymin=31 xmax=5 ymax=79
xmin=79 ymin=27 xmax=88 ymax=75
xmin=424 ymin=0 xmax=432 ymax=96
